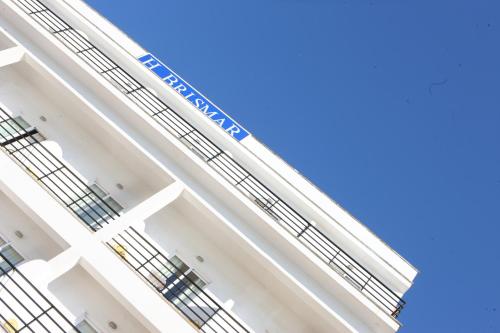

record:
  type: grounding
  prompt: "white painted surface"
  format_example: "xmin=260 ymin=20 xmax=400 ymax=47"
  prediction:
xmin=0 ymin=152 xmax=197 ymax=333
xmin=0 ymin=0 xmax=418 ymax=331
xmin=49 ymin=0 xmax=417 ymax=288
xmin=48 ymin=264 xmax=151 ymax=333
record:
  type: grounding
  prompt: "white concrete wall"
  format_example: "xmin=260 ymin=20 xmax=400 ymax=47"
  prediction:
xmin=0 ymin=28 xmax=15 ymax=50
xmin=46 ymin=0 xmax=418 ymax=292
xmin=0 ymin=0 xmax=418 ymax=331
xmin=0 ymin=150 xmax=198 ymax=333
xmin=48 ymin=264 xmax=150 ymax=333
xmin=142 ymin=203 xmax=313 ymax=333
xmin=0 ymin=60 xmax=174 ymax=212
xmin=0 ymin=32 xmax=394 ymax=331
xmin=0 ymin=190 xmax=152 ymax=333
xmin=0 ymin=191 xmax=66 ymax=263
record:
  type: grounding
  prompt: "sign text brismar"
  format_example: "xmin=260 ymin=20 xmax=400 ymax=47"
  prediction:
xmin=139 ymin=54 xmax=249 ymax=141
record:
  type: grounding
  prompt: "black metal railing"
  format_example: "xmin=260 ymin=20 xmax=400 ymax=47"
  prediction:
xmin=13 ymin=0 xmax=405 ymax=317
xmin=108 ymin=227 xmax=249 ymax=333
xmin=0 ymin=108 xmax=120 ymax=231
xmin=0 ymin=253 xmax=81 ymax=333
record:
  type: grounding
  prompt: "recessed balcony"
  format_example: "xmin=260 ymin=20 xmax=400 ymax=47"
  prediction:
xmin=1 ymin=1 xmax=410 ymax=329
xmin=106 ymin=192 xmax=327 ymax=332
xmin=48 ymin=263 xmax=151 ymax=333
xmin=0 ymin=58 xmax=174 ymax=231
xmin=109 ymin=227 xmax=250 ymax=333
xmin=0 ymin=258 xmax=78 ymax=333
xmin=4 ymin=0 xmax=407 ymax=318
xmin=0 ymin=188 xmax=68 ymax=271
xmin=0 ymin=189 xmax=74 ymax=332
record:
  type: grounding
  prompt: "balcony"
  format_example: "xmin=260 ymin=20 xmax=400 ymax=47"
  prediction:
xmin=9 ymin=0 xmax=405 ymax=318
xmin=0 ymin=255 xmax=79 ymax=333
xmin=108 ymin=227 xmax=249 ymax=333
xmin=0 ymin=110 xmax=119 ymax=231
xmin=0 ymin=53 xmax=174 ymax=231
xmin=102 ymin=191 xmax=341 ymax=332
xmin=48 ymin=263 xmax=151 ymax=333
xmin=0 ymin=187 xmax=76 ymax=333
xmin=0 ymin=184 xmax=169 ymax=333
xmin=0 ymin=256 xmax=151 ymax=333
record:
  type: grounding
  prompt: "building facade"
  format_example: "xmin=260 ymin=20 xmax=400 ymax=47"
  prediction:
xmin=0 ymin=1 xmax=417 ymax=332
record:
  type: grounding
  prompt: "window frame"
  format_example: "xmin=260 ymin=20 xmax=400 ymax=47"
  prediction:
xmin=147 ymin=253 xmax=209 ymax=303
xmin=73 ymin=183 xmax=124 ymax=229
xmin=163 ymin=255 xmax=207 ymax=301
xmin=74 ymin=314 xmax=104 ymax=333
xmin=0 ymin=233 xmax=26 ymax=275
xmin=0 ymin=115 xmax=45 ymax=143
xmin=88 ymin=183 xmax=124 ymax=213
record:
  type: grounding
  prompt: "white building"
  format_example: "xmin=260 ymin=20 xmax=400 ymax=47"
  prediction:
xmin=0 ymin=0 xmax=417 ymax=332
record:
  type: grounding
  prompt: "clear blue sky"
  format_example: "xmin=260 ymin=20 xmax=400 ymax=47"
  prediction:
xmin=85 ymin=0 xmax=500 ymax=331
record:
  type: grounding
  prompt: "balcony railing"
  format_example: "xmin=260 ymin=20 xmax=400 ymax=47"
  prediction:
xmin=0 ymin=110 xmax=251 ymax=332
xmin=13 ymin=0 xmax=405 ymax=317
xmin=0 ymin=253 xmax=81 ymax=333
xmin=0 ymin=108 xmax=120 ymax=231
xmin=108 ymin=227 xmax=249 ymax=333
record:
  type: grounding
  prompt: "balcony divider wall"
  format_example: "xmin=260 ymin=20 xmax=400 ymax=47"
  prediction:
xmin=10 ymin=0 xmax=405 ymax=317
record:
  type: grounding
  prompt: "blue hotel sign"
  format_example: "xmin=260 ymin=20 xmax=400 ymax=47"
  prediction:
xmin=138 ymin=53 xmax=250 ymax=141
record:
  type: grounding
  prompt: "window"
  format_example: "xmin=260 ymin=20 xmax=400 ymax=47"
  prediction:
xmin=73 ymin=183 xmax=123 ymax=229
xmin=0 ymin=116 xmax=29 ymax=138
xmin=148 ymin=255 xmax=214 ymax=327
xmin=75 ymin=319 xmax=99 ymax=333
xmin=0 ymin=235 xmax=24 ymax=275
xmin=147 ymin=255 xmax=206 ymax=305
xmin=162 ymin=256 xmax=206 ymax=305
xmin=0 ymin=116 xmax=45 ymax=144
xmin=88 ymin=184 xmax=123 ymax=214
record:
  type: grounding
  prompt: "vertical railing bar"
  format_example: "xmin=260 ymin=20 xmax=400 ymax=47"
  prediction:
xmin=0 ymin=252 xmax=81 ymax=332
